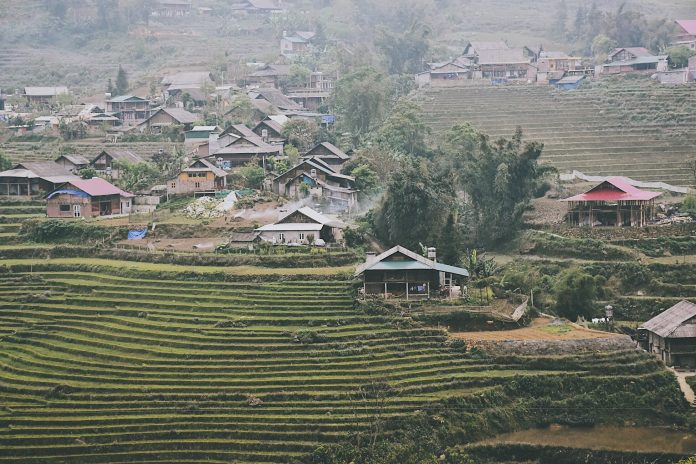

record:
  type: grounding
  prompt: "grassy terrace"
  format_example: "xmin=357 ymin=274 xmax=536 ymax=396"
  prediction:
xmin=419 ymin=81 xmax=696 ymax=186
xmin=0 ymin=265 xmax=687 ymax=463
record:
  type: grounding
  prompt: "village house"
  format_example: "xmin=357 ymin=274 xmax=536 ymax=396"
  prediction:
xmin=249 ymin=88 xmax=303 ymax=112
xmin=536 ymin=51 xmax=582 ymax=83
xmin=238 ymin=0 xmax=284 ymax=14
xmin=184 ymin=125 xmax=222 ymax=152
xmin=228 ymin=231 xmax=262 ymax=249
xmin=167 ymin=158 xmax=227 ymax=196
xmin=561 ymin=177 xmax=661 ymax=227
xmin=415 ymin=60 xmax=473 ymax=88
xmin=55 ymin=154 xmax=90 ymax=174
xmin=476 ymin=48 xmax=535 ymax=80
xmin=46 ymin=178 xmax=134 ymax=219
xmin=599 ymin=48 xmax=668 ymax=75
xmin=0 ymin=162 xmax=80 ymax=197
xmin=253 ymin=115 xmax=287 ymax=144
xmin=355 ymin=246 xmax=469 ymax=300
xmin=152 ymin=0 xmax=192 ymax=17
xmin=246 ymin=64 xmax=291 ymax=88
xmin=256 ymin=206 xmax=346 ymax=245
xmin=674 ymin=20 xmax=696 ymax=51
xmin=91 ymin=149 xmax=145 ymax=179
xmin=160 ymin=71 xmax=214 ymax=102
xmin=208 ymin=134 xmax=283 ymax=170
xmin=301 ymin=142 xmax=350 ymax=169
xmin=640 ymin=300 xmax=696 ymax=368
xmin=280 ymin=31 xmax=315 ymax=57
xmin=138 ymin=107 xmax=198 ymax=133
xmin=272 ymin=157 xmax=358 ymax=212
xmin=23 ymin=86 xmax=69 ymax=106
xmin=106 ymin=95 xmax=152 ymax=125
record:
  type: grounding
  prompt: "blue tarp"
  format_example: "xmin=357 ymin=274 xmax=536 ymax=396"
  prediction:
xmin=128 ymin=230 xmax=147 ymax=240
xmin=46 ymin=189 xmax=89 ymax=199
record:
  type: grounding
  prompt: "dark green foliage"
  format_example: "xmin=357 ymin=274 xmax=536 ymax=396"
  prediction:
xmin=438 ymin=213 xmax=461 ymax=265
xmin=238 ymin=159 xmax=265 ymax=190
xmin=0 ymin=150 xmax=12 ymax=171
xmin=332 ymin=67 xmax=392 ymax=138
xmin=115 ymin=64 xmax=129 ymax=96
xmin=451 ymin=126 xmax=545 ymax=245
xmin=78 ymin=166 xmax=97 ymax=179
xmin=375 ymin=21 xmax=430 ymax=75
xmin=114 ymin=161 xmax=159 ymax=192
xmin=350 ymin=164 xmax=381 ymax=199
xmin=372 ymin=158 xmax=455 ymax=250
xmin=19 ymin=219 xmax=123 ymax=243
xmin=617 ymin=235 xmax=696 ymax=257
xmin=526 ymin=232 xmax=637 ymax=261
xmin=667 ymin=46 xmax=695 ymax=69
xmin=554 ymin=267 xmax=604 ymax=320
xmin=375 ymin=99 xmax=431 ymax=156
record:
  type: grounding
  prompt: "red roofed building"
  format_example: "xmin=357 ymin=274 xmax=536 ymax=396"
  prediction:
xmin=46 ymin=178 xmax=134 ymax=219
xmin=561 ymin=177 xmax=661 ymax=227
xmin=675 ymin=20 xmax=696 ymax=51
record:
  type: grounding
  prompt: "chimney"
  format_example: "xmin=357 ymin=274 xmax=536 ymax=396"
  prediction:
xmin=365 ymin=252 xmax=377 ymax=265
xmin=427 ymin=247 xmax=437 ymax=262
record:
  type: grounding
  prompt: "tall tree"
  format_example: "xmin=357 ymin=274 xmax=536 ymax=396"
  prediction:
xmin=438 ymin=213 xmax=461 ymax=265
xmin=375 ymin=20 xmax=430 ymax=75
xmin=455 ymin=127 xmax=546 ymax=245
xmin=375 ymin=99 xmax=431 ymax=156
xmin=331 ymin=67 xmax=392 ymax=140
xmin=552 ymin=0 xmax=568 ymax=38
xmin=115 ymin=65 xmax=129 ymax=96
xmin=282 ymin=119 xmax=320 ymax=152
xmin=373 ymin=158 xmax=455 ymax=250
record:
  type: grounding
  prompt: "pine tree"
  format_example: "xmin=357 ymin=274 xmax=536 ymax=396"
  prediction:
xmin=438 ymin=213 xmax=461 ymax=265
xmin=106 ymin=78 xmax=114 ymax=96
xmin=115 ymin=65 xmax=129 ymax=96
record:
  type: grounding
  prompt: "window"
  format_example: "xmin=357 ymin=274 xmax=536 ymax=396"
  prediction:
xmin=126 ymin=201 xmax=130 ymax=207
xmin=195 ymin=182 xmax=201 ymax=189
xmin=299 ymin=233 xmax=305 ymax=241
xmin=171 ymin=182 xmax=176 ymax=188
xmin=278 ymin=233 xmax=285 ymax=242
xmin=59 ymin=204 xmax=71 ymax=212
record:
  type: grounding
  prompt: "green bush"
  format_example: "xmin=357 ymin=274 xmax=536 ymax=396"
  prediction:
xmin=19 ymin=219 xmax=126 ymax=243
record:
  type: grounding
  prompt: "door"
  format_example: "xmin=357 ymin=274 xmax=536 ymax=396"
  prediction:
xmin=73 ymin=205 xmax=81 ymax=218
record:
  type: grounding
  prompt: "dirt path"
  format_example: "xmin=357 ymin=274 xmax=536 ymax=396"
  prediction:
xmin=671 ymin=369 xmax=696 ymax=405
xmin=450 ymin=317 xmax=623 ymax=342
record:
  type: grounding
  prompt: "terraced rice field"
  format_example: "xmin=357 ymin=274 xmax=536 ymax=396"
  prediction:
xmin=0 ymin=201 xmax=44 ymax=245
xmin=420 ymin=81 xmax=696 ymax=186
xmin=0 ymin=266 xmax=682 ymax=463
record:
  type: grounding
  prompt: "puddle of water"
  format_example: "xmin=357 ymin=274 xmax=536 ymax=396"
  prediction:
xmin=482 ymin=425 xmax=696 ymax=454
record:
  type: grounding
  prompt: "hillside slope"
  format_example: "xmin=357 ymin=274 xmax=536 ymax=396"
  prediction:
xmin=419 ymin=79 xmax=696 ymax=186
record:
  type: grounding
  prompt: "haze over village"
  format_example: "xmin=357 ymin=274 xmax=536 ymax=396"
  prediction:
xmin=2 ymin=1 xmax=696 ymax=463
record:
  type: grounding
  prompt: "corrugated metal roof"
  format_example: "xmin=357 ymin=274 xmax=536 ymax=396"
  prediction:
xmin=677 ymin=19 xmax=696 ymax=35
xmin=355 ymin=245 xmax=469 ymax=277
xmin=67 ymin=178 xmax=134 ymax=198
xmin=641 ymin=301 xmax=696 ymax=338
xmin=561 ymin=177 xmax=662 ymax=202
xmin=24 ymin=86 xmax=68 ymax=96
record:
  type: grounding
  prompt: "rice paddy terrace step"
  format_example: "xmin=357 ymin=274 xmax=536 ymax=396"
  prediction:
xmin=420 ymin=83 xmax=696 ymax=186
xmin=0 ymin=269 xmax=677 ymax=463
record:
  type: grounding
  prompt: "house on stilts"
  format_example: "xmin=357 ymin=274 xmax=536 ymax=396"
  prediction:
xmin=561 ymin=177 xmax=661 ymax=227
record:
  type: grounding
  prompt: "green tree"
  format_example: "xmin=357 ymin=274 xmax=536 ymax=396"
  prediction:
xmin=106 ymin=78 xmax=115 ymax=96
xmin=554 ymin=268 xmax=602 ymax=320
xmin=283 ymin=64 xmax=311 ymax=90
xmin=239 ymin=159 xmax=265 ymax=190
xmin=115 ymin=161 xmax=159 ymax=192
xmin=373 ymin=158 xmax=455 ymax=250
xmin=438 ymin=213 xmax=461 ymax=265
xmin=350 ymin=164 xmax=380 ymax=199
xmin=667 ymin=45 xmax=695 ymax=68
xmin=115 ymin=65 xmax=129 ymax=96
xmin=78 ymin=166 xmax=97 ymax=179
xmin=375 ymin=20 xmax=430 ymax=75
xmin=0 ymin=150 xmax=13 ymax=171
xmin=454 ymin=127 xmax=546 ymax=245
xmin=552 ymin=0 xmax=567 ymax=38
xmin=282 ymin=119 xmax=320 ymax=152
xmin=375 ymin=99 xmax=430 ymax=156
xmin=331 ymin=67 xmax=392 ymax=139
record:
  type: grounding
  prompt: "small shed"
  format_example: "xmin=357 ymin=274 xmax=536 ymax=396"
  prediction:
xmin=640 ymin=300 xmax=696 ymax=368
xmin=355 ymin=246 xmax=469 ymax=300
xmin=554 ymin=74 xmax=585 ymax=90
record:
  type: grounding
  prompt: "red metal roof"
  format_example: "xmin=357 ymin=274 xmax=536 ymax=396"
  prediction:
xmin=676 ymin=20 xmax=696 ymax=35
xmin=561 ymin=177 xmax=662 ymax=202
xmin=68 ymin=178 xmax=134 ymax=198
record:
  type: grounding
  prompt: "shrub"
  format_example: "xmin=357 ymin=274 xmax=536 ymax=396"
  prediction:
xmin=19 ymin=219 xmax=126 ymax=243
